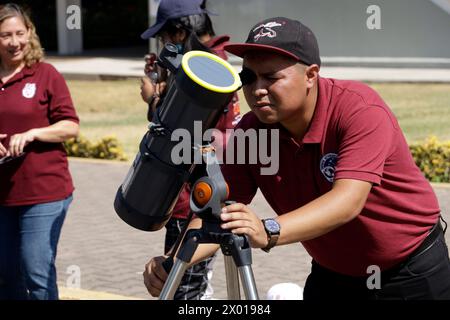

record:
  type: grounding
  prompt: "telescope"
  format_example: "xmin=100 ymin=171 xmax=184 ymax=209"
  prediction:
xmin=114 ymin=43 xmax=241 ymax=232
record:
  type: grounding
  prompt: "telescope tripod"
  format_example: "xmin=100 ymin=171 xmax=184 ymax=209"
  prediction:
xmin=160 ymin=218 xmax=259 ymax=300
xmin=159 ymin=145 xmax=259 ymax=300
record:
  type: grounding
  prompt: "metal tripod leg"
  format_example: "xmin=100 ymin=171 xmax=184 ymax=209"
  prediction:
xmin=221 ymin=233 xmax=259 ymax=300
xmin=159 ymin=259 xmax=190 ymax=300
xmin=223 ymin=256 xmax=259 ymax=300
xmin=238 ymin=265 xmax=259 ymax=300
xmin=224 ymin=255 xmax=240 ymax=299
xmin=159 ymin=227 xmax=259 ymax=300
xmin=159 ymin=231 xmax=200 ymax=300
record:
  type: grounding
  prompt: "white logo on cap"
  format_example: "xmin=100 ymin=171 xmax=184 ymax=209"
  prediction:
xmin=253 ymin=22 xmax=283 ymax=41
xmin=22 ymin=83 xmax=36 ymax=99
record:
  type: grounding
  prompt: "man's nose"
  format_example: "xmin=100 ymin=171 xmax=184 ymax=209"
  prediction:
xmin=253 ymin=79 xmax=269 ymax=97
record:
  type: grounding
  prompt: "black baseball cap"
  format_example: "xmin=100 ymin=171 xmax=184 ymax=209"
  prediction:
xmin=141 ymin=0 xmax=214 ymax=39
xmin=225 ymin=17 xmax=321 ymax=66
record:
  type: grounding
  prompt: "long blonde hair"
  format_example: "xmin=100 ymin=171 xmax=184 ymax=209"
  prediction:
xmin=0 ymin=3 xmax=44 ymax=67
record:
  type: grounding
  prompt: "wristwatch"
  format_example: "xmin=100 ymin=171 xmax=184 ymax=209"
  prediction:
xmin=261 ymin=218 xmax=280 ymax=253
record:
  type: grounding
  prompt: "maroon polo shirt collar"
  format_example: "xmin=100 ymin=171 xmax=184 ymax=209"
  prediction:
xmin=22 ymin=63 xmax=38 ymax=76
xmin=302 ymin=76 xmax=330 ymax=144
xmin=0 ymin=62 xmax=38 ymax=86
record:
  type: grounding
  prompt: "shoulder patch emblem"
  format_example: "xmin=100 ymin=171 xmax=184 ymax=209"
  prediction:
xmin=320 ymin=153 xmax=338 ymax=183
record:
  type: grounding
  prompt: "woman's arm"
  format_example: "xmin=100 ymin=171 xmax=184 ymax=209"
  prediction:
xmin=8 ymin=120 xmax=79 ymax=156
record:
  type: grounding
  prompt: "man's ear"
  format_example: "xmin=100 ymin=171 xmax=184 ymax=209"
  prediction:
xmin=305 ymin=64 xmax=320 ymax=88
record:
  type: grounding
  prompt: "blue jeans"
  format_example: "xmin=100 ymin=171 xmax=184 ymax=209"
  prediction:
xmin=0 ymin=195 xmax=72 ymax=300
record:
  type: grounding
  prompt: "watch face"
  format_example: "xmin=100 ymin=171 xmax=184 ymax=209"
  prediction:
xmin=265 ymin=219 xmax=280 ymax=233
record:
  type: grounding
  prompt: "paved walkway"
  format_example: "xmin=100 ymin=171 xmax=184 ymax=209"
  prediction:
xmin=47 ymin=56 xmax=450 ymax=82
xmin=56 ymin=158 xmax=450 ymax=300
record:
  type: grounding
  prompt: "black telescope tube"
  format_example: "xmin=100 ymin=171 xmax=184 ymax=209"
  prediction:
xmin=114 ymin=50 xmax=240 ymax=231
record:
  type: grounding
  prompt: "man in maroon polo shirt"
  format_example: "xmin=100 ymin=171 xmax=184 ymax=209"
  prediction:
xmin=143 ymin=17 xmax=450 ymax=300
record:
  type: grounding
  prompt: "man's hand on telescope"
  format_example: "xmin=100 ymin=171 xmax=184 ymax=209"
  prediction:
xmin=140 ymin=77 xmax=167 ymax=118
xmin=140 ymin=76 xmax=154 ymax=103
xmin=144 ymin=53 xmax=158 ymax=76
xmin=220 ymin=203 xmax=269 ymax=249
xmin=143 ymin=256 xmax=168 ymax=297
xmin=141 ymin=53 xmax=168 ymax=111
xmin=140 ymin=77 xmax=167 ymax=103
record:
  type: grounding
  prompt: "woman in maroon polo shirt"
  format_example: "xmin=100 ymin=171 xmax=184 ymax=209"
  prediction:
xmin=0 ymin=3 xmax=79 ymax=300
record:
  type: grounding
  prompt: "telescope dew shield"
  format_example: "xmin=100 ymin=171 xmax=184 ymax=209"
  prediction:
xmin=114 ymin=49 xmax=241 ymax=231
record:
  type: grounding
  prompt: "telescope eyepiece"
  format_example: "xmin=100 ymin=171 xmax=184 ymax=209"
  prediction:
xmin=158 ymin=43 xmax=183 ymax=72
xmin=162 ymin=43 xmax=179 ymax=57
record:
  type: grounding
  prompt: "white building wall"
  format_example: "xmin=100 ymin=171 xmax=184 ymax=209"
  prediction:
xmin=208 ymin=0 xmax=450 ymax=64
xmin=56 ymin=0 xmax=83 ymax=55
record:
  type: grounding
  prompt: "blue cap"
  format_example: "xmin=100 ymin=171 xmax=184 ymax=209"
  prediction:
xmin=141 ymin=0 xmax=213 ymax=39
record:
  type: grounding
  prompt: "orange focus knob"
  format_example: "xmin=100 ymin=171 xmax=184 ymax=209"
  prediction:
xmin=194 ymin=182 xmax=213 ymax=207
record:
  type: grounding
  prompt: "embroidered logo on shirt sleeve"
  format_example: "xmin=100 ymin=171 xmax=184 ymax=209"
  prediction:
xmin=320 ymin=153 xmax=338 ymax=183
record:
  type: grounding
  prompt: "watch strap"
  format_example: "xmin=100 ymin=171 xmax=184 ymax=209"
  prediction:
xmin=261 ymin=219 xmax=280 ymax=253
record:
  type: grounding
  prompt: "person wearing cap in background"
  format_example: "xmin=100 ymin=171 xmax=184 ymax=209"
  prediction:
xmin=140 ymin=0 xmax=241 ymax=300
xmin=143 ymin=16 xmax=450 ymax=300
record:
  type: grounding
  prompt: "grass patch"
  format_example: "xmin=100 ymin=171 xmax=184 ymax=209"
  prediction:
xmin=68 ymin=79 xmax=149 ymax=157
xmin=67 ymin=80 xmax=450 ymax=158
xmin=368 ymin=83 xmax=450 ymax=143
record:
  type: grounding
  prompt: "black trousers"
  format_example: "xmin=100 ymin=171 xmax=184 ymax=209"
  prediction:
xmin=304 ymin=223 xmax=450 ymax=300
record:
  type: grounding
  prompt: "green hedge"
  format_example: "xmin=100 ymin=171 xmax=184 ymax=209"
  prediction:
xmin=63 ymin=135 xmax=449 ymax=183
xmin=64 ymin=135 xmax=128 ymax=161
xmin=410 ymin=136 xmax=450 ymax=183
